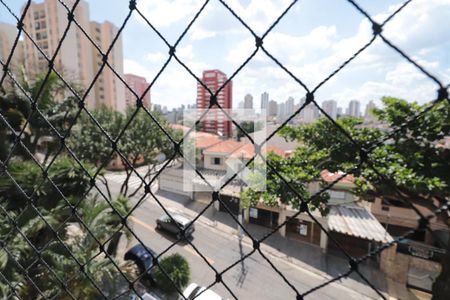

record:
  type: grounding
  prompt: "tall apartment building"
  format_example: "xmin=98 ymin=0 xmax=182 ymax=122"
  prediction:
xmin=0 ymin=22 xmax=24 ymax=77
xmin=277 ymin=101 xmax=286 ymax=121
xmin=22 ymin=0 xmax=125 ymax=111
xmin=346 ymin=99 xmax=361 ymax=117
xmin=285 ymin=97 xmax=294 ymax=117
xmin=298 ymin=96 xmax=319 ymax=123
xmin=197 ymin=69 xmax=233 ymax=137
xmin=90 ymin=21 xmax=125 ymax=111
xmin=364 ymin=100 xmax=377 ymax=122
xmin=268 ymin=100 xmax=278 ymax=117
xmin=261 ymin=92 xmax=269 ymax=111
xmin=244 ymin=93 xmax=253 ymax=109
xmin=322 ymin=99 xmax=337 ymax=120
xmin=124 ymin=73 xmax=151 ymax=107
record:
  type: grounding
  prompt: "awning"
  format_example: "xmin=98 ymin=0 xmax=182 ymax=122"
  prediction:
xmin=328 ymin=205 xmax=393 ymax=243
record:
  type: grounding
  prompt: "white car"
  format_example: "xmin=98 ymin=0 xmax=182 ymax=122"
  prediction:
xmin=183 ymin=283 xmax=222 ymax=300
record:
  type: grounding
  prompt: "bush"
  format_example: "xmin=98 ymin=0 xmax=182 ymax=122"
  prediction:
xmin=153 ymin=253 xmax=190 ymax=294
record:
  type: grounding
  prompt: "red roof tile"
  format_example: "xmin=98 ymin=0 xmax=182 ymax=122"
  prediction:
xmin=320 ymin=170 xmax=355 ymax=184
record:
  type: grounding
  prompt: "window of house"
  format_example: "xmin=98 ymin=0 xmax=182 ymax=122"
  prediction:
xmin=35 ymin=22 xmax=40 ymax=30
xmin=297 ymin=224 xmax=308 ymax=236
xmin=329 ymin=190 xmax=346 ymax=199
xmin=249 ymin=208 xmax=258 ymax=219
xmin=382 ymin=198 xmax=409 ymax=208
xmin=34 ymin=12 xmax=39 ymax=20
xmin=40 ymin=21 xmax=46 ymax=29
xmin=212 ymin=157 xmax=221 ymax=165
xmin=36 ymin=32 xmax=41 ymax=40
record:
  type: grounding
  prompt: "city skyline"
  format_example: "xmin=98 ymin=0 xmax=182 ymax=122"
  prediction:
xmin=1 ymin=0 xmax=448 ymax=111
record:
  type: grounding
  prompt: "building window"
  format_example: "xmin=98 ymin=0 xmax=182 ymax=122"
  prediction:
xmin=297 ymin=224 xmax=308 ymax=236
xmin=41 ymin=21 xmax=46 ymax=29
xmin=36 ymin=32 xmax=41 ymax=40
xmin=329 ymin=190 xmax=346 ymax=199
xmin=34 ymin=12 xmax=39 ymax=20
xmin=212 ymin=157 xmax=221 ymax=165
xmin=35 ymin=22 xmax=40 ymax=30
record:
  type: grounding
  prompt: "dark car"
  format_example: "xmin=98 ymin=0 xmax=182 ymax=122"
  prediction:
xmin=156 ymin=214 xmax=195 ymax=240
xmin=124 ymin=244 xmax=157 ymax=282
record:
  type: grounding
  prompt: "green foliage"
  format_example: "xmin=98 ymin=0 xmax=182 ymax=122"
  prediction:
xmin=237 ymin=121 xmax=263 ymax=139
xmin=0 ymin=70 xmax=79 ymax=161
xmin=69 ymin=105 xmax=182 ymax=197
xmin=241 ymin=151 xmax=329 ymax=215
xmin=70 ymin=105 xmax=124 ymax=166
xmin=0 ymin=156 xmax=132 ymax=299
xmin=242 ymin=97 xmax=449 ymax=215
xmin=0 ymin=157 xmax=93 ymax=210
xmin=280 ymin=97 xmax=450 ymax=206
xmin=153 ymin=253 xmax=190 ymax=294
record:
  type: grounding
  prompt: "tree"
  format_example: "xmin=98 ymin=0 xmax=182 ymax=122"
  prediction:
xmin=278 ymin=97 xmax=450 ymax=210
xmin=69 ymin=106 xmax=182 ymax=198
xmin=153 ymin=253 xmax=190 ymax=294
xmin=237 ymin=121 xmax=263 ymax=140
xmin=276 ymin=97 xmax=449 ymax=299
xmin=0 ymin=157 xmax=132 ymax=299
xmin=240 ymin=148 xmax=330 ymax=215
xmin=0 ymin=70 xmax=80 ymax=162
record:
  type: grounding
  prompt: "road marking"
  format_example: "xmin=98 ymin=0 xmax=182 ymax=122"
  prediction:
xmin=129 ymin=216 xmax=215 ymax=265
xmin=130 ymin=216 xmax=156 ymax=232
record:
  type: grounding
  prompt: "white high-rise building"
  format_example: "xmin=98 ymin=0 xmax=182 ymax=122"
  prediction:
xmin=268 ymin=100 xmax=278 ymax=117
xmin=347 ymin=100 xmax=361 ymax=117
xmin=261 ymin=92 xmax=269 ymax=110
xmin=365 ymin=100 xmax=377 ymax=122
xmin=277 ymin=102 xmax=286 ymax=120
xmin=322 ymin=100 xmax=337 ymax=120
xmin=302 ymin=106 xmax=317 ymax=123
xmin=285 ymin=97 xmax=295 ymax=117
xmin=244 ymin=93 xmax=253 ymax=109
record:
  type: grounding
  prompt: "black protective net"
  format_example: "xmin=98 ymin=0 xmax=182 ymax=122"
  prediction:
xmin=0 ymin=0 xmax=449 ymax=299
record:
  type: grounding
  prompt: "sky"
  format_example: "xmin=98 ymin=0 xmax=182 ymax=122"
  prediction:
xmin=1 ymin=0 xmax=449 ymax=111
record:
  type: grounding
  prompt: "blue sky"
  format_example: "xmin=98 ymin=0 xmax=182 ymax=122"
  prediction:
xmin=1 ymin=0 xmax=449 ymax=110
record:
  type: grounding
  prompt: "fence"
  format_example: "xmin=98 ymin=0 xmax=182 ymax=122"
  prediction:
xmin=0 ymin=0 xmax=449 ymax=299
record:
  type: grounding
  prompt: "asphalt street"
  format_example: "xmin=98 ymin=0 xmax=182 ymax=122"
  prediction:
xmin=103 ymin=170 xmax=380 ymax=300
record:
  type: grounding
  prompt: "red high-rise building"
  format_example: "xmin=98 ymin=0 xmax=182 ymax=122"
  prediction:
xmin=196 ymin=70 xmax=233 ymax=137
xmin=125 ymin=73 xmax=151 ymax=107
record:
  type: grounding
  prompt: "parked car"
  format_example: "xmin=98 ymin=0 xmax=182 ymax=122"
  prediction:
xmin=124 ymin=244 xmax=157 ymax=283
xmin=156 ymin=213 xmax=195 ymax=240
xmin=182 ymin=283 xmax=222 ymax=300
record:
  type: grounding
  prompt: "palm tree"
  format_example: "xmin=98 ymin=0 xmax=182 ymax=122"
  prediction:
xmin=0 ymin=157 xmax=133 ymax=299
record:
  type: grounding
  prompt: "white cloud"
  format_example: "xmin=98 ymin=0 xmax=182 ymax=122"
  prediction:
xmin=189 ymin=27 xmax=217 ymax=41
xmin=225 ymin=0 xmax=295 ymax=34
xmin=144 ymin=52 xmax=167 ymax=63
xmin=177 ymin=45 xmax=194 ymax=60
xmin=124 ymin=59 xmax=156 ymax=80
xmin=128 ymin=0 xmax=449 ymax=111
xmin=136 ymin=0 xmax=200 ymax=28
xmin=225 ymin=0 xmax=450 ymax=109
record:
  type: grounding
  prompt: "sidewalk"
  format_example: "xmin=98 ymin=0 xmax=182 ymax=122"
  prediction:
xmin=151 ymin=191 xmax=400 ymax=299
